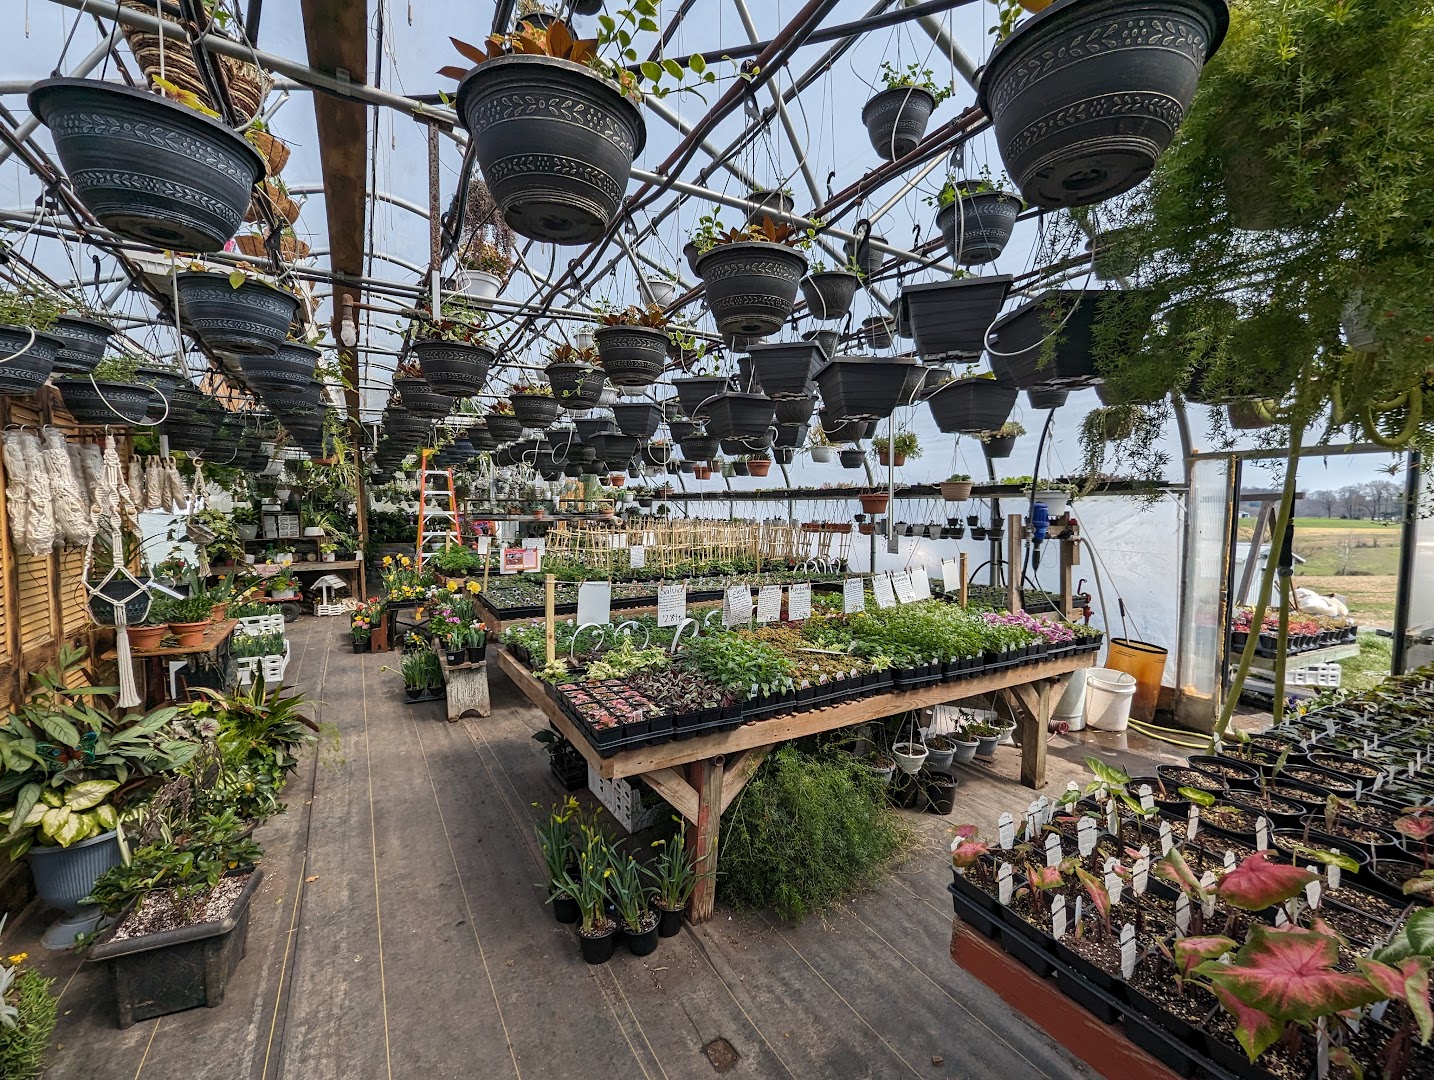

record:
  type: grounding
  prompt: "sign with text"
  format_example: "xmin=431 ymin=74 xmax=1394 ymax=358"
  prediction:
xmin=910 ymin=567 xmax=932 ymax=601
xmin=756 ymin=585 xmax=782 ymax=624
xmin=941 ymin=559 xmax=960 ymax=593
xmin=891 ymin=569 xmax=916 ymax=604
xmin=500 ymin=546 xmax=540 ymax=574
xmin=628 ymin=544 xmax=645 ymax=569
xmin=723 ymin=584 xmax=753 ymax=626
xmin=872 ymin=574 xmax=896 ymax=609
xmin=657 ymin=584 xmax=686 ymax=628
xmin=787 ymin=582 xmax=812 ymax=622
xmin=843 ymin=578 xmax=865 ymax=614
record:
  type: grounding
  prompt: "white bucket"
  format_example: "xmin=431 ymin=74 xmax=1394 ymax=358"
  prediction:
xmin=1054 ymin=667 xmax=1090 ymax=730
xmin=1085 ymin=668 xmax=1137 ymax=732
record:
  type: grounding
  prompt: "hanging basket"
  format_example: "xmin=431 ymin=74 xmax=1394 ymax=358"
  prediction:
xmin=800 ymin=271 xmax=860 ymax=322
xmin=595 ymin=325 xmax=667 ymax=388
xmin=49 ymin=314 xmax=116 ymax=374
xmin=939 ymin=480 xmax=974 ymax=502
xmin=414 ymin=340 xmax=494 ymax=397
xmin=839 ymin=449 xmax=866 ymax=470
xmin=29 ymin=78 xmax=264 ymax=253
xmin=0 ymin=325 xmax=61 ymax=395
xmin=87 ymin=575 xmax=152 ymax=627
xmin=977 ymin=0 xmax=1230 ymax=209
xmin=701 ymin=393 xmax=775 ymax=441
xmin=610 ymin=402 xmax=663 ymax=439
xmin=804 ymin=328 xmax=839 ymax=359
xmin=1026 ymin=387 xmax=1070 ymax=410
xmin=545 ymin=362 xmax=606 ymax=410
xmin=901 ymin=275 xmax=1013 ymax=363
xmin=820 ymin=415 xmax=875 ymax=443
xmin=679 ymin=435 xmax=720 ymax=462
xmin=394 ymin=377 xmax=454 ymax=420
xmin=814 ymin=355 xmax=926 ymax=421
xmin=115 ymin=0 xmax=272 ymax=118
xmin=936 ymin=191 xmax=1023 ymax=265
xmin=672 ymin=375 xmax=731 ymax=420
xmin=163 ymin=415 xmax=216 ymax=453
xmin=861 ymin=316 xmax=895 ymax=351
xmin=695 ymin=242 xmax=807 ymax=339
xmin=176 ymin=273 xmax=299 ymax=356
xmin=240 ymin=341 xmax=319 ymax=394
xmin=455 ymin=55 xmax=646 ymax=245
xmin=986 ymin=290 xmax=1145 ymax=389
xmin=773 ymin=394 xmax=815 ymax=425
xmin=55 ymin=378 xmax=158 ymax=426
xmin=861 ymin=86 xmax=936 ymax=161
xmin=511 ymin=393 xmax=561 ymax=429
xmin=982 ymin=435 xmax=1017 ymax=459
xmin=774 ymin=422 xmax=808 ymax=448
xmin=892 ymin=740 xmax=928 ymax=775
xmin=746 ymin=341 xmax=824 ymax=400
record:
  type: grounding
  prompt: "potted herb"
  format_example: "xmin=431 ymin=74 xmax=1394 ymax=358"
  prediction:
xmin=509 ymin=382 xmax=561 ymax=429
xmin=594 ymin=304 xmax=669 ymax=388
xmin=175 ymin=267 xmax=301 ymax=356
xmin=690 ymin=211 xmax=809 ymax=339
xmin=799 ymin=260 xmax=862 ymax=322
xmin=861 ymin=61 xmax=952 ymax=161
xmin=28 ymin=78 xmax=264 ymax=253
xmin=977 ymin=0 xmax=1229 ymax=208
xmin=650 ymin=825 xmax=696 ymax=936
xmin=979 ymin=421 xmax=1024 ymax=459
xmin=155 ymin=593 xmax=218 ymax=647
xmin=412 ymin=297 xmax=495 ymax=397
xmin=872 ymin=430 xmax=920 ymax=467
xmin=609 ymin=852 xmax=660 ymax=956
xmin=930 ymin=168 xmax=1024 ymax=265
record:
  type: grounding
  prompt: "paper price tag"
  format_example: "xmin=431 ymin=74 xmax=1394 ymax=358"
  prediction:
xmin=891 ymin=569 xmax=916 ymax=603
xmin=1224 ymin=850 xmax=1237 ymax=871
xmin=576 ymin=581 xmax=612 ymax=627
xmin=1132 ymin=857 xmax=1149 ymax=896
xmin=756 ymin=585 xmax=782 ymax=624
xmin=1106 ymin=872 xmax=1124 ymax=908
xmin=910 ymin=567 xmax=932 ymax=601
xmin=1024 ymin=801 xmax=1041 ymax=842
xmin=1036 ymin=796 xmax=1052 ymax=826
xmin=787 ymin=582 xmax=812 ymax=622
xmin=723 ymin=584 xmax=752 ymax=627
xmin=657 ymin=584 xmax=686 ymax=628
xmin=997 ymin=813 xmax=1015 ymax=850
xmin=941 ymin=560 xmax=961 ymax=593
xmin=609 ymin=533 xmax=627 ymax=548
xmin=1051 ymin=895 xmax=1067 ymax=941
xmin=872 ymin=574 xmax=897 ymax=609
xmin=628 ymin=544 xmax=645 ymax=569
xmin=843 ymin=578 xmax=865 ymax=614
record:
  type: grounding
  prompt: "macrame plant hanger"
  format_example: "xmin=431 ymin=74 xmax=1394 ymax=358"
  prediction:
xmin=83 ymin=434 xmax=150 ymax=708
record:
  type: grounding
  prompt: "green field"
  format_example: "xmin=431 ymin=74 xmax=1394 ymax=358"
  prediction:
xmin=1237 ymin=518 xmax=1403 ymax=626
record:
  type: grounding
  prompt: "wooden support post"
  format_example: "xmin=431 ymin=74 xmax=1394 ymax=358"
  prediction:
xmin=544 ymin=573 xmax=556 ymax=665
xmin=685 ymin=755 xmax=724 ymax=924
xmin=959 ymin=552 xmax=968 ymax=607
xmin=1059 ymin=531 xmax=1079 ymax=619
xmin=1006 ymin=514 xmax=1023 ymax=614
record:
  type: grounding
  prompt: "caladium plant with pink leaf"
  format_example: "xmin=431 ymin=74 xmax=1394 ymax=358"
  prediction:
xmin=950 ymin=825 xmax=992 ymax=870
xmin=1213 ymin=850 xmax=1317 ymax=912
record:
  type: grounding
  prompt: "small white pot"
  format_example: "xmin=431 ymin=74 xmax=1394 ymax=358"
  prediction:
xmin=322 ymin=553 xmax=336 ymax=563
xmin=243 ymin=554 xmax=256 ymax=564
xmin=810 ymin=446 xmax=835 ymax=463
xmin=303 ymin=526 xmax=324 ymax=537
xmin=237 ymin=524 xmax=258 ymax=541
xmin=892 ymin=741 xmax=928 ymax=775
xmin=271 ymin=588 xmax=297 ymax=600
xmin=462 ymin=269 xmax=503 ymax=299
xmin=645 ymin=279 xmax=677 ymax=306
xmin=274 ymin=488 xmax=291 ymax=502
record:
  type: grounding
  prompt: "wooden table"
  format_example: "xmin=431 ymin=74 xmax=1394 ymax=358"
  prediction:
xmin=495 ymin=646 xmax=1094 ymax=922
xmin=129 ymin=619 xmax=239 ymax=704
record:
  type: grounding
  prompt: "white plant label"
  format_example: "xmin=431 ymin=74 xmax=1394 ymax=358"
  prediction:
xmin=1132 ymin=857 xmax=1149 ymax=896
xmin=1107 ymin=873 xmax=1124 ymax=909
xmin=609 ymin=533 xmax=627 ymax=549
xmin=941 ymin=560 xmax=962 ymax=593
xmin=1137 ymin=785 xmax=1154 ymax=813
xmin=755 ymin=585 xmax=782 ymax=624
xmin=1139 ymin=844 xmax=1151 ymax=862
xmin=1325 ymin=716 xmax=1337 ymax=736
xmin=1200 ymin=872 xmax=1218 ymax=919
xmin=1176 ymin=892 xmax=1190 ymax=934
xmin=1077 ymin=817 xmax=1097 ymax=858
xmin=910 ymin=567 xmax=932 ymax=600
xmin=628 ymin=543 xmax=645 ymax=569
xmin=657 ymin=584 xmax=686 ymax=628
xmin=1355 ymin=778 xmax=1364 ymax=800
xmin=843 ymin=577 xmax=865 ymax=614
xmin=787 ymin=582 xmax=812 ymax=622
xmin=891 ymin=569 xmax=917 ymax=604
xmin=476 ymin=536 xmax=491 ymax=555
xmin=1025 ymin=801 xmax=1042 ymax=842
xmin=1159 ymin=821 xmax=1173 ymax=856
xmin=1306 ymin=873 xmax=1322 ymax=910
xmin=1045 ymin=833 xmax=1062 ymax=868
xmin=1037 ymin=796 xmax=1053 ymax=826
xmin=997 ymin=813 xmax=1015 ymax=850
xmin=1120 ymin=925 xmax=1137 ymax=980
xmin=872 ymin=574 xmax=897 ymax=609
xmin=576 ymin=581 xmax=612 ymax=627
xmin=1224 ymin=850 xmax=1237 ymax=872
xmin=997 ymin=862 xmax=1013 ymax=906
xmin=1327 ymin=862 xmax=1341 ymax=891
xmin=1051 ymin=895 xmax=1067 ymax=941
xmin=1105 ymin=799 xmax=1119 ymax=837
xmin=1275 ymin=906 xmax=1289 ymax=927
xmin=1188 ymin=805 xmax=1200 ymax=841
xmin=1256 ymin=816 xmax=1270 ymax=852
xmin=723 ymin=584 xmax=752 ymax=627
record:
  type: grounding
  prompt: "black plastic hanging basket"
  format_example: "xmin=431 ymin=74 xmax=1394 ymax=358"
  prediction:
xmin=818 ymin=414 xmax=875 ymax=443
xmin=839 ymin=448 xmax=866 ymax=469
xmin=1026 ymin=387 xmax=1070 ymax=410
xmin=679 ymin=435 xmax=720 ymax=461
xmin=926 ymin=377 xmax=1019 ymax=435
xmin=610 ymin=402 xmax=663 ymax=439
xmin=414 ymin=340 xmax=494 ymax=397
xmin=774 ymin=422 xmax=809 ymax=449
xmin=977 ymin=0 xmax=1230 ymax=209
xmin=814 ymin=355 xmax=926 ymax=421
xmin=511 ymin=392 xmax=561 ymax=429
xmin=545 ymin=362 xmax=606 ymax=410
xmin=572 ymin=417 xmax=617 ymax=443
xmin=176 ymin=272 xmax=299 ymax=356
xmin=28 ymin=78 xmax=264 ymax=253
xmin=936 ymin=192 xmax=1023 ymax=266
xmin=695 ymin=242 xmax=807 ymax=338
xmin=983 ymin=435 xmax=1017 ymax=459
xmin=240 ymin=341 xmax=319 ymax=393
xmin=986 ymin=289 xmax=1146 ymax=389
xmin=773 ymin=394 xmax=815 ymax=425
xmin=746 ymin=341 xmax=824 ymax=400
xmin=861 ymin=315 xmax=895 ymax=351
xmin=455 ymin=55 xmax=647 ymax=245
xmin=0 ymin=325 xmax=61 ymax=395
xmin=701 ymin=392 xmax=775 ymax=441
xmin=861 ymin=86 xmax=936 ymax=161
xmin=800 ymin=271 xmax=860 ymax=322
xmin=49 ymin=314 xmax=115 ymax=375
xmin=901 ymin=275 xmax=1013 ymax=363
xmin=672 ymin=375 xmax=731 ymax=420
xmin=595 ymin=325 xmax=667 ymax=388
xmin=55 ymin=378 xmax=157 ymax=426
xmin=394 ymin=377 xmax=454 ymax=420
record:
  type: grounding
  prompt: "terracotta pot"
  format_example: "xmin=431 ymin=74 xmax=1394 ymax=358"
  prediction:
xmin=876 ymin=450 xmax=906 ymax=467
xmin=126 ymin=624 xmax=168 ymax=651
xmin=168 ymin=621 xmax=210 ymax=648
xmin=859 ymin=493 xmax=890 ymax=515
xmin=210 ymin=603 xmax=228 ymax=621
xmin=748 ymin=459 xmax=772 ymax=477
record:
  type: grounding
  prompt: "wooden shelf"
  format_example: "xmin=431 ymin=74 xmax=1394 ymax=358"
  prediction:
xmin=130 ymin=619 xmax=238 ymax=658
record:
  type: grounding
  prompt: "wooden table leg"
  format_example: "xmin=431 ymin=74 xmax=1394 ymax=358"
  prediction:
xmin=685 ymin=755 xmax=724 ymax=924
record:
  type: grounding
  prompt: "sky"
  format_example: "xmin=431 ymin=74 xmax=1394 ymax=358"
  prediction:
xmin=1 ymin=0 xmax=1405 ymax=499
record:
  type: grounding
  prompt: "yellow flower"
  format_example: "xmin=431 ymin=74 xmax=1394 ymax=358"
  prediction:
xmin=7 ymin=952 xmax=27 ymax=964
xmin=383 ymin=555 xmax=393 ymax=566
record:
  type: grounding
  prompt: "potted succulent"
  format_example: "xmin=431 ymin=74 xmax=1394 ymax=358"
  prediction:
xmin=690 ymin=211 xmax=808 ymax=339
xmin=900 ymin=272 xmax=1014 ymax=363
xmin=175 ymin=267 xmax=301 ymax=356
xmin=977 ymin=0 xmax=1229 ymax=209
xmin=861 ymin=61 xmax=952 ymax=161
xmin=412 ymin=297 xmax=495 ymax=397
xmin=930 ymin=169 xmax=1024 ymax=265
xmin=799 ymin=260 xmax=863 ymax=322
xmin=979 ymin=421 xmax=1024 ymax=459
xmin=594 ymin=304 xmax=669 ymax=388
xmin=28 ymin=78 xmax=264 ymax=253
xmin=927 ymin=372 xmax=1018 ymax=434
xmin=872 ymin=430 xmax=920 ymax=467
xmin=510 ymin=382 xmax=561 ymax=428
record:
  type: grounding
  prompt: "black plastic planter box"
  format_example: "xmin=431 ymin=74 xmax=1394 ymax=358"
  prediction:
xmin=814 ymin=354 xmax=927 ymax=421
xmin=746 ymin=341 xmax=824 ymax=399
xmin=988 ymin=290 xmax=1155 ymax=389
xmin=90 ymin=867 xmax=263 ymax=1028
xmin=611 ymin=402 xmax=664 ymax=439
xmin=927 ymin=376 xmax=1019 ymax=434
xmin=946 ymin=882 xmax=1002 ymax=940
xmin=702 ymin=392 xmax=776 ymax=440
xmin=900 ymin=275 xmax=1012 ymax=362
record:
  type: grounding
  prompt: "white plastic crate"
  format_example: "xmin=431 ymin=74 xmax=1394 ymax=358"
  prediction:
xmin=587 ymin=765 xmax=663 ymax=833
xmin=313 ymin=602 xmax=347 ymax=617
xmin=236 ymin=614 xmax=286 ymax=637
xmin=234 ymin=651 xmax=289 ymax=688
xmin=1288 ymin=663 xmax=1342 ymax=689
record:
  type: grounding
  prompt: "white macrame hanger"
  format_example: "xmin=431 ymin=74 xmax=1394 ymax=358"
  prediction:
xmin=83 ymin=435 xmax=149 ymax=708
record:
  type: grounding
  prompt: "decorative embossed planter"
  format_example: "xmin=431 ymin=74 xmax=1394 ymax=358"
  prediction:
xmin=0 ymin=324 xmax=61 ymax=395
xmin=260 ymin=380 xmax=323 ymax=418
xmin=176 ymin=272 xmax=299 ymax=356
xmin=394 ymin=376 xmax=454 ymax=420
xmin=594 ymin=324 xmax=667 ymax=388
xmin=163 ymin=413 xmax=216 ymax=453
xmin=902 ymin=275 xmax=1013 ymax=363
xmin=54 ymin=378 xmax=157 ymax=425
xmin=240 ymin=340 xmax=318 ymax=393
xmin=511 ymin=392 xmax=561 ymax=429
xmin=29 ymin=78 xmax=264 ymax=253
xmin=695 ymin=242 xmax=807 ymax=339
xmin=937 ymin=191 xmax=1023 ymax=265
xmin=773 ymin=394 xmax=815 ymax=425
xmin=49 ymin=313 xmax=116 ymax=374
xmin=927 ymin=377 xmax=1019 ymax=434
xmin=861 ymin=86 xmax=936 ymax=161
xmin=414 ymin=339 xmax=493 ymax=397
xmin=800 ymin=271 xmax=860 ymax=321
xmin=545 ymin=362 xmax=606 ymax=410
xmin=455 ymin=56 xmax=646 ymax=245
xmin=978 ymin=0 xmax=1229 ymax=208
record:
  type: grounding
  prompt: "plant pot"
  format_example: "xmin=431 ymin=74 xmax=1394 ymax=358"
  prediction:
xmin=49 ymin=313 xmax=116 ymax=374
xmin=595 ymin=324 xmax=668 ymax=388
xmin=977 ymin=0 xmax=1229 ymax=208
xmin=577 ymin=922 xmax=619 ymax=964
xmin=455 ymin=55 xmax=646 ymax=244
xmin=859 ymin=493 xmax=889 ymax=515
xmin=395 ymin=376 xmax=456 ymax=420
xmin=861 ymin=85 xmax=937 ymax=161
xmin=656 ymin=903 xmax=684 ymax=937
xmin=240 ymin=340 xmax=319 ymax=393
xmin=610 ymin=401 xmax=663 ymax=439
xmin=772 ymin=446 xmax=795 ymax=465
xmin=937 ymin=191 xmax=1023 ymax=265
xmin=0 ymin=326 xmax=60 ymax=395
xmin=901 ymin=275 xmax=1013 ymax=362
xmin=876 ymin=451 xmax=906 ymax=467
xmin=730 ymin=460 xmax=750 ymax=476
xmin=28 ymin=829 xmax=123 ymax=950
xmin=56 ymin=378 xmax=159 ymax=426
xmin=621 ymin=912 xmax=661 ymax=956
xmin=550 ymin=894 xmax=581 ymax=924
xmin=809 ymin=445 xmax=835 ymax=463
xmin=485 ymin=413 xmax=525 ymax=442
xmin=352 ymin=638 xmax=372 ymax=653
xmin=511 ymin=393 xmax=561 ymax=429
xmin=814 ymin=354 xmax=927 ymax=421
xmin=467 ymin=645 xmax=486 ymax=665
xmin=839 ymin=449 xmax=866 ymax=469
xmin=800 ymin=271 xmax=860 ymax=321
xmin=168 ymin=620 xmax=210 ymax=647
xmin=973 ymin=732 xmax=1000 ymax=756
xmin=938 ymin=480 xmax=974 ymax=502
xmin=987 ymin=289 xmax=1148 ymax=389
xmin=981 ymin=436 xmax=1016 ymax=460
xmin=701 ymin=392 xmax=775 ymax=440
xmin=695 ymin=241 xmax=807 ymax=338
xmin=176 ymin=272 xmax=300 ymax=356
xmin=746 ymin=341 xmax=825 ymax=399
xmin=1025 ymin=387 xmax=1069 ymax=411
xmin=804 ymin=328 xmax=840 ymax=360
xmin=414 ymin=339 xmax=494 ymax=397
xmin=769 ymin=395 xmax=813 ymax=427
xmin=861 ymin=315 xmax=895 ymax=350
xmin=29 ymin=78 xmax=264 ymax=252
xmin=672 ymin=375 xmax=731 ymax=419
xmin=892 ymin=741 xmax=929 ymax=775
xmin=748 ymin=458 xmax=772 ymax=477
xmin=820 ymin=415 xmax=875 ymax=443
xmin=126 ymin=623 xmax=169 ymax=650
xmin=90 ymin=867 xmax=262 ymax=1028
xmin=545 ymin=362 xmax=607 ymax=410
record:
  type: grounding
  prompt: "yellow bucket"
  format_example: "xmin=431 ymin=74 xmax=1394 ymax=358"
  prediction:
xmin=1104 ymin=638 xmax=1168 ymax=721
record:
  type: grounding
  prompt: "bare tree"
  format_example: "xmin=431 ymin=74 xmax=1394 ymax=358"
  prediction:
xmin=1305 ymin=489 xmax=1338 ymax=517
xmin=1336 ymin=484 xmax=1370 ymax=519
xmin=1362 ymin=480 xmax=1402 ymax=521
